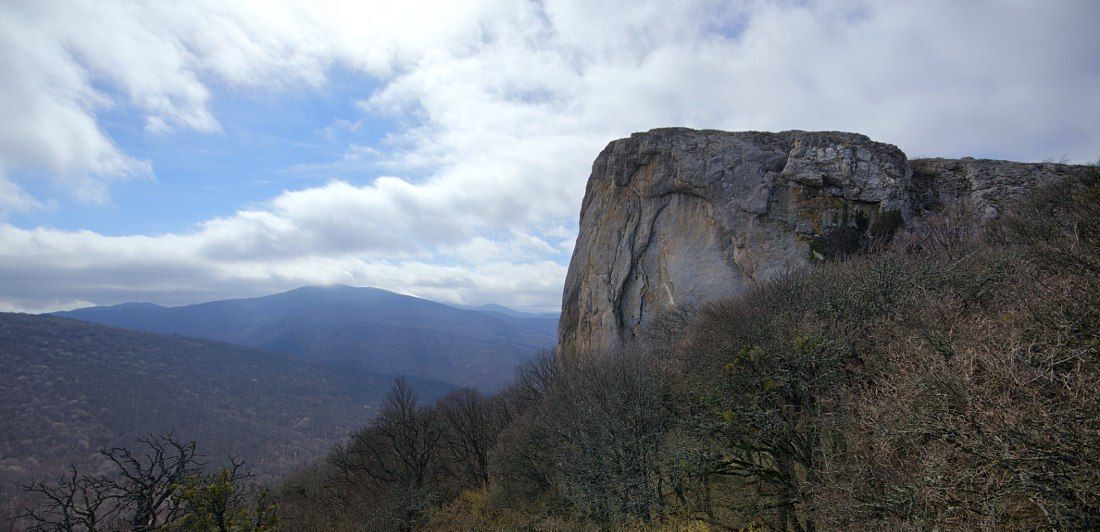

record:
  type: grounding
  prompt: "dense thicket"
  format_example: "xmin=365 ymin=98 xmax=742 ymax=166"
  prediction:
xmin=271 ymin=169 xmax=1098 ymax=531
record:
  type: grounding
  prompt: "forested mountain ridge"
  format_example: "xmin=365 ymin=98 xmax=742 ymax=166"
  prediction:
xmin=56 ymin=285 xmax=558 ymax=390
xmin=0 ymin=312 xmax=454 ymax=521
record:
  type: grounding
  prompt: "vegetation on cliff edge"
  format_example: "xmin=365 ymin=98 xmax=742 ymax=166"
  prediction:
xmin=20 ymin=169 xmax=1098 ymax=530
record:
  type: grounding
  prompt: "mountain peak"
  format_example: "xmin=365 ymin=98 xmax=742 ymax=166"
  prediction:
xmin=54 ymin=285 xmax=558 ymax=390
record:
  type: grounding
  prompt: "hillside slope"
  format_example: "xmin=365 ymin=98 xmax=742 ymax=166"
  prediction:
xmin=0 ymin=312 xmax=453 ymax=508
xmin=57 ymin=285 xmax=558 ymax=390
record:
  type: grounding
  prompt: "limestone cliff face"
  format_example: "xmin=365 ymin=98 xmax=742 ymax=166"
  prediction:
xmin=558 ymin=128 xmax=909 ymax=359
xmin=558 ymin=128 xmax=1083 ymax=360
xmin=909 ymin=157 xmax=1082 ymax=220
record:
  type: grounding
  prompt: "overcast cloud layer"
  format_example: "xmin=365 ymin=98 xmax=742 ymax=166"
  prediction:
xmin=1 ymin=0 xmax=1098 ymax=312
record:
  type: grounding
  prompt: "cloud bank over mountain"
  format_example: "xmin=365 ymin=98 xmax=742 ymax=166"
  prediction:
xmin=1 ymin=0 xmax=1097 ymax=312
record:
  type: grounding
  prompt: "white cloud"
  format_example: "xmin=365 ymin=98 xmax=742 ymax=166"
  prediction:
xmin=0 ymin=220 xmax=568 ymax=312
xmin=0 ymin=170 xmax=47 ymax=216
xmin=0 ymin=298 xmax=96 ymax=315
xmin=0 ymin=0 xmax=1098 ymax=311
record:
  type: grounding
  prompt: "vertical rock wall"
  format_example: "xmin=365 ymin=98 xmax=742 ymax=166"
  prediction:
xmin=558 ymin=128 xmax=1086 ymax=361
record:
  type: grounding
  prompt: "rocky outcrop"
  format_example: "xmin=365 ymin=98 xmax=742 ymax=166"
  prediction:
xmin=909 ymin=157 xmax=1082 ymax=220
xmin=558 ymin=128 xmax=1087 ymax=360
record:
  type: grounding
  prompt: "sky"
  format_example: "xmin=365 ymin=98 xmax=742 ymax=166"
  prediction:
xmin=0 ymin=0 xmax=1098 ymax=313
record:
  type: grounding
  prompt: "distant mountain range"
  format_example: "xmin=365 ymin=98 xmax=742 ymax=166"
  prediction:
xmin=0 ymin=312 xmax=455 ymax=508
xmin=468 ymin=303 xmax=560 ymax=320
xmin=55 ymin=285 xmax=559 ymax=390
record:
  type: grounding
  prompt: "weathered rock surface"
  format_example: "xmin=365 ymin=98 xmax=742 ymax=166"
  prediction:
xmin=909 ymin=157 xmax=1083 ymax=220
xmin=558 ymin=128 xmax=1089 ymax=360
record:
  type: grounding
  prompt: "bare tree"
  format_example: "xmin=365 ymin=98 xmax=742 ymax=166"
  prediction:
xmin=102 ymin=435 xmax=202 ymax=531
xmin=19 ymin=435 xmax=276 ymax=532
xmin=350 ymin=378 xmax=443 ymax=490
xmin=19 ymin=468 xmax=118 ymax=532
xmin=436 ymin=389 xmax=507 ymax=487
xmin=342 ymin=378 xmax=444 ymax=531
xmin=496 ymin=348 xmax=680 ymax=526
xmin=502 ymin=349 xmax=558 ymax=418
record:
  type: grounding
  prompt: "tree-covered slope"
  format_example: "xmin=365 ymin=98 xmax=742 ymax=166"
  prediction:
xmin=57 ymin=286 xmax=558 ymax=390
xmin=0 ymin=313 xmax=454 ymax=513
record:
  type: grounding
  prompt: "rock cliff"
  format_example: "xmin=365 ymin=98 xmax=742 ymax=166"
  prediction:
xmin=558 ymin=128 xmax=1085 ymax=360
xmin=908 ymin=157 xmax=1082 ymax=220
